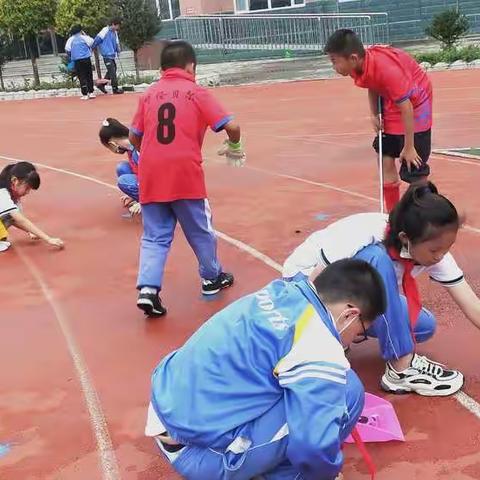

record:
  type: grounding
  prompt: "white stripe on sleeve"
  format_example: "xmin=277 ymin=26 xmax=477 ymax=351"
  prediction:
xmin=279 ymin=371 xmax=347 ymax=386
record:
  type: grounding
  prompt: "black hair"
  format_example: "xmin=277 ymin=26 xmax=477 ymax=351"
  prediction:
xmin=70 ymin=24 xmax=83 ymax=36
xmin=0 ymin=162 xmax=40 ymax=193
xmin=110 ymin=17 xmax=122 ymax=26
xmin=161 ymin=40 xmax=197 ymax=71
xmin=324 ymin=29 xmax=365 ymax=58
xmin=99 ymin=118 xmax=130 ymax=146
xmin=313 ymin=258 xmax=386 ymax=323
xmin=385 ymin=182 xmax=459 ymax=252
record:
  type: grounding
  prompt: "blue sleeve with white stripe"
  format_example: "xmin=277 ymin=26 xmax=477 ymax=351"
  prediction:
xmin=280 ymin=362 xmax=347 ymax=480
xmin=92 ymin=27 xmax=108 ymax=50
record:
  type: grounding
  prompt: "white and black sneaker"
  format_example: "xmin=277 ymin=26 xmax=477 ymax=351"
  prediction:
xmin=201 ymin=272 xmax=234 ymax=295
xmin=381 ymin=353 xmax=464 ymax=397
xmin=137 ymin=291 xmax=166 ymax=317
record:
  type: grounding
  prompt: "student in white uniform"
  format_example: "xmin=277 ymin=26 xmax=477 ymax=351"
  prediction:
xmin=0 ymin=162 xmax=64 ymax=252
xmin=283 ymin=182 xmax=480 ymax=397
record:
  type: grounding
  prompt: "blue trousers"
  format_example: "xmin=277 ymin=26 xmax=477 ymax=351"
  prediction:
xmin=367 ymin=295 xmax=436 ymax=361
xmin=117 ymin=161 xmax=139 ymax=202
xmin=157 ymin=370 xmax=364 ymax=480
xmin=137 ymin=199 xmax=222 ymax=290
xmin=285 ymin=274 xmax=436 ymax=361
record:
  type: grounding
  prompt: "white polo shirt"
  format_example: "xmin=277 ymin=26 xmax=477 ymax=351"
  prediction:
xmin=0 ymin=188 xmax=18 ymax=228
xmin=282 ymin=212 xmax=464 ymax=288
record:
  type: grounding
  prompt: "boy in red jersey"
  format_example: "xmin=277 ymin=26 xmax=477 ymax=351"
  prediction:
xmin=325 ymin=29 xmax=433 ymax=212
xmin=129 ymin=40 xmax=245 ymax=317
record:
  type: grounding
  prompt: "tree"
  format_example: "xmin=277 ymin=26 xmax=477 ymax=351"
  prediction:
xmin=0 ymin=0 xmax=57 ymax=87
xmin=0 ymin=33 xmax=14 ymax=90
xmin=426 ymin=9 xmax=470 ymax=50
xmin=115 ymin=0 xmax=161 ymax=82
xmin=56 ymin=0 xmax=115 ymax=77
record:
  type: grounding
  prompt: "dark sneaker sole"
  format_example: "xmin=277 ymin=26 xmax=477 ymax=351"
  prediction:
xmin=137 ymin=299 xmax=166 ymax=317
xmin=202 ymin=279 xmax=234 ymax=296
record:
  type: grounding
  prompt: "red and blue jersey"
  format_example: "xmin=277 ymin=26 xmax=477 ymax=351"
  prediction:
xmin=351 ymin=46 xmax=433 ymax=135
xmin=131 ymin=68 xmax=232 ymax=203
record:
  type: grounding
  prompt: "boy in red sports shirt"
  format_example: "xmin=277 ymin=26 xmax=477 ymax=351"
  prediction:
xmin=129 ymin=40 xmax=245 ymax=317
xmin=325 ymin=29 xmax=433 ymax=212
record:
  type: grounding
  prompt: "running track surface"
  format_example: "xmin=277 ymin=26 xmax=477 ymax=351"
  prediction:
xmin=1 ymin=69 xmax=480 ymax=480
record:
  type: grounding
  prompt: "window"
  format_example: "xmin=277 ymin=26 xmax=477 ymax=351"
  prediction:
xmin=156 ymin=0 xmax=180 ymax=20
xmin=235 ymin=0 xmax=305 ymax=13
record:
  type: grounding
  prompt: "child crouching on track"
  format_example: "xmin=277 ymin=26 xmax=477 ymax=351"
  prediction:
xmin=283 ymin=182 xmax=480 ymax=397
xmin=0 ymin=162 xmax=64 ymax=252
xmin=99 ymin=118 xmax=141 ymax=216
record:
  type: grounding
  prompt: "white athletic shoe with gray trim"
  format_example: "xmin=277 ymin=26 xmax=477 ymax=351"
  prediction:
xmin=381 ymin=353 xmax=464 ymax=397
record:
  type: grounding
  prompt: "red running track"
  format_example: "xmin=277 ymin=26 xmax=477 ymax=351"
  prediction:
xmin=1 ymin=69 xmax=480 ymax=479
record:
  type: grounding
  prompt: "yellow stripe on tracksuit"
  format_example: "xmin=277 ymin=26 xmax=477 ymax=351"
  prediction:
xmin=0 ymin=219 xmax=7 ymax=240
xmin=274 ymin=304 xmax=315 ymax=375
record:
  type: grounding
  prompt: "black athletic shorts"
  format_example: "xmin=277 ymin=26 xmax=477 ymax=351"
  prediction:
xmin=373 ymin=129 xmax=431 ymax=183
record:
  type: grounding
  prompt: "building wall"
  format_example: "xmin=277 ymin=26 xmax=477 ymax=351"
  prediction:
xmin=256 ymin=0 xmax=480 ymax=42
xmin=179 ymin=0 xmax=233 ymax=15
xmin=202 ymin=0 xmax=233 ymax=14
xmin=143 ymin=0 xmax=480 ymax=66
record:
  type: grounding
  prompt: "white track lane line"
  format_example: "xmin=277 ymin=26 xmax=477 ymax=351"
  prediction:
xmin=2 ymin=153 xmax=480 ymax=423
xmin=15 ymin=247 xmax=121 ymax=480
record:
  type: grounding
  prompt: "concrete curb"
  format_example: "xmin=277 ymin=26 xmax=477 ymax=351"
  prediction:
xmin=419 ymin=59 xmax=480 ymax=71
xmin=0 ymin=73 xmax=221 ymax=101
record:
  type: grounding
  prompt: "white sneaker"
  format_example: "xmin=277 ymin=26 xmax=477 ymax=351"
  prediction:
xmin=80 ymin=95 xmax=89 ymax=100
xmin=381 ymin=353 xmax=464 ymax=397
xmin=0 ymin=240 xmax=11 ymax=252
xmin=88 ymin=93 xmax=96 ymax=99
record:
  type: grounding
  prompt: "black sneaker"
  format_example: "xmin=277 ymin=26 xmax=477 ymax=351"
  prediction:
xmin=137 ymin=292 xmax=167 ymax=317
xmin=96 ymin=83 xmax=107 ymax=94
xmin=201 ymin=272 xmax=234 ymax=295
xmin=113 ymin=88 xmax=124 ymax=95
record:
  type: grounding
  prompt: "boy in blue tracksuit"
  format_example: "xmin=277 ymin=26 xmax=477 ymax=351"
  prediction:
xmin=92 ymin=17 xmax=123 ymax=94
xmin=145 ymin=259 xmax=386 ymax=480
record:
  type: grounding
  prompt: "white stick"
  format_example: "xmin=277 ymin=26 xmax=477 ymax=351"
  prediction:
xmin=378 ymin=97 xmax=385 ymax=214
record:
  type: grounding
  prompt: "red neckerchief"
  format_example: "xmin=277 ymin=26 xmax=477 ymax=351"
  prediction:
xmin=385 ymin=230 xmax=421 ymax=339
xmin=351 ymin=427 xmax=376 ymax=479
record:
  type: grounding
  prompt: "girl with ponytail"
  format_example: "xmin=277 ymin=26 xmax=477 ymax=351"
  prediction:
xmin=0 ymin=162 xmax=64 ymax=251
xmin=283 ymin=181 xmax=480 ymax=397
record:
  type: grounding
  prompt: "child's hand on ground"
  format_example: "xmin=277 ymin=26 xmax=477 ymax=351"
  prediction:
xmin=47 ymin=237 xmax=64 ymax=249
xmin=28 ymin=232 xmax=39 ymax=240
xmin=400 ymin=145 xmax=422 ymax=171
xmin=217 ymin=140 xmax=246 ymax=167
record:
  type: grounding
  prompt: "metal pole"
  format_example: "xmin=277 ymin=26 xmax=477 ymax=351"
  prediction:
xmin=378 ymin=96 xmax=384 ymax=214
